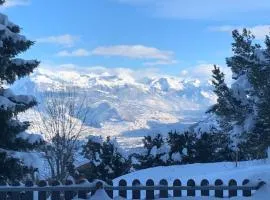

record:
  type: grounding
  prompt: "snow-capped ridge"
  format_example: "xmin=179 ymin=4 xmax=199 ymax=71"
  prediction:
xmin=85 ymin=101 xmax=122 ymax=128
xmin=150 ymin=77 xmax=184 ymax=92
xmin=13 ymin=67 xmax=217 ymax=148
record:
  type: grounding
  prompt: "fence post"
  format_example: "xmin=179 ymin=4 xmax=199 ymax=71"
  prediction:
xmin=11 ymin=180 xmax=20 ymax=200
xmin=228 ymin=179 xmax=237 ymax=197
xmin=50 ymin=180 xmax=61 ymax=200
xmin=23 ymin=180 xmax=34 ymax=200
xmin=95 ymin=181 xmax=105 ymax=197
xmin=106 ymin=180 xmax=113 ymax=198
xmin=159 ymin=179 xmax=168 ymax=198
xmin=214 ymin=179 xmax=223 ymax=198
xmin=173 ymin=179 xmax=181 ymax=197
xmin=201 ymin=179 xmax=209 ymax=196
xmin=65 ymin=179 xmax=75 ymax=200
xmin=95 ymin=181 xmax=103 ymax=190
xmin=132 ymin=179 xmax=141 ymax=199
xmin=187 ymin=179 xmax=195 ymax=196
xmin=77 ymin=179 xmax=88 ymax=199
xmin=146 ymin=179 xmax=154 ymax=200
xmin=0 ymin=178 xmax=7 ymax=200
xmin=38 ymin=180 xmax=47 ymax=200
xmin=119 ymin=179 xmax=127 ymax=198
xmin=242 ymin=179 xmax=251 ymax=197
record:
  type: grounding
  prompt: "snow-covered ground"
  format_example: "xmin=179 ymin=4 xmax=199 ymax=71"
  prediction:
xmin=72 ymin=160 xmax=270 ymax=199
xmin=110 ymin=160 xmax=270 ymax=199
xmin=15 ymin=156 xmax=270 ymax=199
xmin=114 ymin=160 xmax=270 ymax=185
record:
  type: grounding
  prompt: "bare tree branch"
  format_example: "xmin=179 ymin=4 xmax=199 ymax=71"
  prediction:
xmin=34 ymin=86 xmax=89 ymax=181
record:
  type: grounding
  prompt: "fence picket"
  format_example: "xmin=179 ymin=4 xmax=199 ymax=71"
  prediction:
xmin=187 ymin=179 xmax=195 ymax=196
xmin=132 ymin=179 xmax=141 ymax=199
xmin=201 ymin=179 xmax=209 ymax=196
xmin=65 ymin=180 xmax=75 ymax=200
xmin=77 ymin=179 xmax=88 ymax=199
xmin=11 ymin=181 xmax=20 ymax=200
xmin=119 ymin=179 xmax=127 ymax=198
xmin=38 ymin=180 xmax=47 ymax=200
xmin=50 ymin=180 xmax=61 ymax=200
xmin=215 ymin=179 xmax=223 ymax=198
xmin=23 ymin=180 xmax=34 ymax=200
xmin=159 ymin=179 xmax=168 ymax=198
xmin=106 ymin=180 xmax=113 ymax=198
xmin=229 ymin=179 xmax=237 ymax=197
xmin=243 ymin=179 xmax=251 ymax=197
xmin=146 ymin=179 xmax=154 ymax=200
xmin=173 ymin=179 xmax=181 ymax=197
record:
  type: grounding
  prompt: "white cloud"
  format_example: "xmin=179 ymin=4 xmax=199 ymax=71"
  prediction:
xmin=56 ymin=44 xmax=177 ymax=66
xmin=3 ymin=0 xmax=30 ymax=7
xmin=56 ymin=49 xmax=90 ymax=57
xmin=39 ymin=61 xmax=232 ymax=85
xmin=143 ymin=59 xmax=178 ymax=66
xmin=180 ymin=63 xmax=232 ymax=84
xmin=38 ymin=62 xmax=161 ymax=80
xmin=91 ymin=45 xmax=174 ymax=60
xmin=116 ymin=0 xmax=270 ymax=20
xmin=37 ymin=34 xmax=79 ymax=47
xmin=209 ymin=25 xmax=270 ymax=40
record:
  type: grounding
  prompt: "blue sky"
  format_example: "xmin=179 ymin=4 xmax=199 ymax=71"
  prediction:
xmin=2 ymin=0 xmax=270 ymax=78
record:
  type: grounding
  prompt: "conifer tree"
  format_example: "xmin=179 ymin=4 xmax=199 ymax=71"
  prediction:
xmin=208 ymin=28 xmax=269 ymax=161
xmin=167 ymin=131 xmax=197 ymax=164
xmin=224 ymin=29 xmax=265 ymax=160
xmin=245 ymin=35 xmax=270 ymax=158
xmin=207 ymin=65 xmax=245 ymax=128
xmin=208 ymin=66 xmax=230 ymax=116
xmin=0 ymin=1 xmax=40 ymax=181
xmin=132 ymin=134 xmax=169 ymax=169
xmin=81 ymin=136 xmax=130 ymax=182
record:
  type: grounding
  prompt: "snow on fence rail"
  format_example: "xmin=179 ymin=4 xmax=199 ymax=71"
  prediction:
xmin=0 ymin=178 xmax=266 ymax=199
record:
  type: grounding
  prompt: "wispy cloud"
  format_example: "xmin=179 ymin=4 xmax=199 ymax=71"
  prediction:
xmin=57 ymin=44 xmax=177 ymax=66
xmin=37 ymin=34 xmax=79 ymax=47
xmin=209 ymin=25 xmax=270 ymax=40
xmin=115 ymin=0 xmax=270 ymax=20
xmin=38 ymin=62 xmax=161 ymax=80
xmin=3 ymin=0 xmax=30 ymax=7
xmin=56 ymin=49 xmax=90 ymax=57
xmin=143 ymin=59 xmax=178 ymax=66
xmin=91 ymin=45 xmax=174 ymax=60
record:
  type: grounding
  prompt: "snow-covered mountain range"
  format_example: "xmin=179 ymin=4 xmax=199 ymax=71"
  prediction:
xmin=12 ymin=67 xmax=216 ymax=148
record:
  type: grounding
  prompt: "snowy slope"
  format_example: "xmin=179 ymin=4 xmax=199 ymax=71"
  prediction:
xmin=13 ymin=67 xmax=216 ymax=148
xmin=114 ymin=160 xmax=270 ymax=184
xmin=113 ymin=160 xmax=270 ymax=199
xmin=74 ymin=160 xmax=270 ymax=199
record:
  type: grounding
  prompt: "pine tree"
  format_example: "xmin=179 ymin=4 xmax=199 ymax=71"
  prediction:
xmin=168 ymin=131 xmax=203 ymax=164
xmin=245 ymin=35 xmax=270 ymax=158
xmin=208 ymin=28 xmax=270 ymax=161
xmin=225 ymin=29 xmax=266 ymax=160
xmin=209 ymin=66 xmax=235 ymax=116
xmin=81 ymin=136 xmax=130 ymax=182
xmin=207 ymin=65 xmax=245 ymax=129
xmin=195 ymin=132 xmax=233 ymax=162
xmin=167 ymin=129 xmax=234 ymax=164
xmin=132 ymin=134 xmax=169 ymax=169
xmin=227 ymin=29 xmax=260 ymax=78
xmin=0 ymin=2 xmax=40 ymax=181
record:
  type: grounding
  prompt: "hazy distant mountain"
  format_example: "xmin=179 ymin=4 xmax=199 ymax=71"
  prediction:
xmin=13 ymin=67 xmax=216 ymax=148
